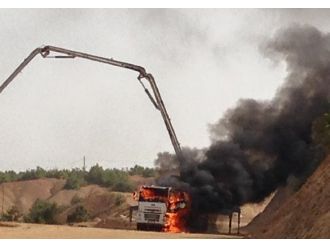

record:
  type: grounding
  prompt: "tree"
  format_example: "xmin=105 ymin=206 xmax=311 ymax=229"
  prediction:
xmin=1 ymin=206 xmax=20 ymax=221
xmin=129 ymin=165 xmax=156 ymax=177
xmin=35 ymin=166 xmax=46 ymax=178
xmin=0 ymin=164 xmax=154 ymax=191
xmin=19 ymin=170 xmax=35 ymax=180
xmin=67 ymin=205 xmax=89 ymax=223
xmin=142 ymin=167 xmax=156 ymax=177
xmin=45 ymin=168 xmax=66 ymax=179
xmin=86 ymin=164 xmax=105 ymax=185
xmin=64 ymin=173 xmax=85 ymax=190
xmin=25 ymin=199 xmax=59 ymax=224
xmin=112 ymin=180 xmax=134 ymax=192
xmin=0 ymin=170 xmax=18 ymax=183
xmin=0 ymin=172 xmax=6 ymax=184
xmin=129 ymin=165 xmax=145 ymax=176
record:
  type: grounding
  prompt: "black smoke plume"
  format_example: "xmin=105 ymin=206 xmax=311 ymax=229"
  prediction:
xmin=155 ymin=24 xmax=330 ymax=216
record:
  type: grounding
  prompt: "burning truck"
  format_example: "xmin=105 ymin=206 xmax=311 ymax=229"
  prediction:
xmin=133 ymin=185 xmax=191 ymax=232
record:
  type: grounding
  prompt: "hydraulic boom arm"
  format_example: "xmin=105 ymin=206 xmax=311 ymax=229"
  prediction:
xmin=0 ymin=45 xmax=184 ymax=164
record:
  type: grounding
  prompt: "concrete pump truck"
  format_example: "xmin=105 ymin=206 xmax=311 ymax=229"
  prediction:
xmin=0 ymin=45 xmax=188 ymax=231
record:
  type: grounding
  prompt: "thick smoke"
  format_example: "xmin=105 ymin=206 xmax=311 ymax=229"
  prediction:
xmin=156 ymin=24 xmax=330 ymax=215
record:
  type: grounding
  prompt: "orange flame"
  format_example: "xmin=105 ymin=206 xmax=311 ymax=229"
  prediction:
xmin=138 ymin=187 xmax=168 ymax=202
xmin=164 ymin=191 xmax=191 ymax=233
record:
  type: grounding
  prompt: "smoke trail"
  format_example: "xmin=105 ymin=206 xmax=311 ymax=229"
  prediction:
xmin=156 ymin=24 xmax=330 ymax=215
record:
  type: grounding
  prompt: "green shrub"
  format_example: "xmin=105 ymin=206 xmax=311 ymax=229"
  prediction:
xmin=112 ymin=180 xmax=134 ymax=192
xmin=0 ymin=164 xmax=157 ymax=194
xmin=64 ymin=171 xmax=86 ymax=190
xmin=25 ymin=199 xmax=59 ymax=224
xmin=101 ymin=170 xmax=116 ymax=187
xmin=0 ymin=206 xmax=20 ymax=221
xmin=0 ymin=213 xmax=12 ymax=221
xmin=67 ymin=205 xmax=89 ymax=223
xmin=87 ymin=164 xmax=105 ymax=185
xmin=129 ymin=165 xmax=156 ymax=177
xmin=142 ymin=167 xmax=156 ymax=177
xmin=100 ymin=168 xmax=129 ymax=188
xmin=45 ymin=169 xmax=68 ymax=179
xmin=0 ymin=170 xmax=18 ymax=184
xmin=71 ymin=195 xmax=83 ymax=205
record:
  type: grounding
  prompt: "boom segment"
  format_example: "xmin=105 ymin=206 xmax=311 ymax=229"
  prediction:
xmin=0 ymin=45 xmax=184 ymax=164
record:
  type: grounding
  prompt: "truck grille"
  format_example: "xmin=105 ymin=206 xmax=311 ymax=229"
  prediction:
xmin=144 ymin=213 xmax=161 ymax=222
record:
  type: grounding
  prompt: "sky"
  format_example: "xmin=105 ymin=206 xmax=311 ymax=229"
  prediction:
xmin=0 ymin=9 xmax=330 ymax=171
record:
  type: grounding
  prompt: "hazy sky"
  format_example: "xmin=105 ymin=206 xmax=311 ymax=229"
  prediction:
xmin=1 ymin=9 xmax=330 ymax=171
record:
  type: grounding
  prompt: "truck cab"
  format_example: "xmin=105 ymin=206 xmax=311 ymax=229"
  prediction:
xmin=134 ymin=185 xmax=191 ymax=232
xmin=136 ymin=185 xmax=170 ymax=231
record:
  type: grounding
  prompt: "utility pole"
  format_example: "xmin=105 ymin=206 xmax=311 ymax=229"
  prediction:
xmin=83 ymin=156 xmax=86 ymax=172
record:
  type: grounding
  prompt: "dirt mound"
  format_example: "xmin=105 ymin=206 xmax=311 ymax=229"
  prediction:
xmin=50 ymin=185 xmax=111 ymax=223
xmin=239 ymin=194 xmax=274 ymax=228
xmin=244 ymin=185 xmax=295 ymax=234
xmin=0 ymin=178 xmax=134 ymax=229
xmin=50 ymin=186 xmax=132 ymax=225
xmin=250 ymin=155 xmax=330 ymax=238
xmin=0 ymin=178 xmax=65 ymax=214
xmin=48 ymin=184 xmax=107 ymax=207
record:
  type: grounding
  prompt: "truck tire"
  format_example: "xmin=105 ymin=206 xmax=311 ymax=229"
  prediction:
xmin=137 ymin=223 xmax=144 ymax=231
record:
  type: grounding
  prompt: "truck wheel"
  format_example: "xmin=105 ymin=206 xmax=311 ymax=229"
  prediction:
xmin=137 ymin=223 xmax=143 ymax=231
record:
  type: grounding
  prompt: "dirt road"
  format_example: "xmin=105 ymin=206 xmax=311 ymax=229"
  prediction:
xmin=0 ymin=222 xmax=242 ymax=239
